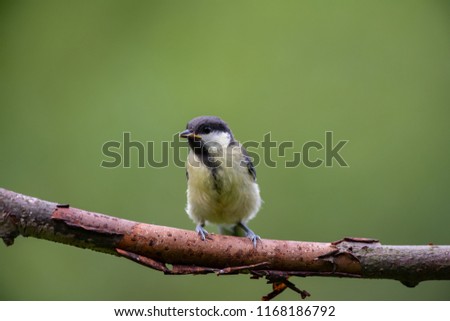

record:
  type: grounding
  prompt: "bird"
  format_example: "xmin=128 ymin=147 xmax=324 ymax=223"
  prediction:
xmin=179 ymin=116 xmax=262 ymax=247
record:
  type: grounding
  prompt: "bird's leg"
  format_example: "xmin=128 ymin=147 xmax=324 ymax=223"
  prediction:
xmin=195 ymin=222 xmax=209 ymax=241
xmin=238 ymin=222 xmax=261 ymax=248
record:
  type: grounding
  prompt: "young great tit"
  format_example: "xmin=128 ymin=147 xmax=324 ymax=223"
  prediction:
xmin=180 ymin=116 xmax=262 ymax=247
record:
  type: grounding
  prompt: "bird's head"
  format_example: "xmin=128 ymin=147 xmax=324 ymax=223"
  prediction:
xmin=180 ymin=116 xmax=234 ymax=155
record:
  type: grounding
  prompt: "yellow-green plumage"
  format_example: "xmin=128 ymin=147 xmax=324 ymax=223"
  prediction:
xmin=185 ymin=142 xmax=261 ymax=226
xmin=180 ymin=116 xmax=262 ymax=246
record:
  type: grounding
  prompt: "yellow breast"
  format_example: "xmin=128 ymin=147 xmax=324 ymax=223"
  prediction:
xmin=185 ymin=147 xmax=261 ymax=225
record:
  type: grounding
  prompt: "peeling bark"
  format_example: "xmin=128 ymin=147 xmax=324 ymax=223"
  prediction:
xmin=1 ymin=187 xmax=449 ymax=298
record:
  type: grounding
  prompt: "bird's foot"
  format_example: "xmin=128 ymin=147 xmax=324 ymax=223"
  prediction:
xmin=238 ymin=222 xmax=261 ymax=248
xmin=195 ymin=223 xmax=209 ymax=241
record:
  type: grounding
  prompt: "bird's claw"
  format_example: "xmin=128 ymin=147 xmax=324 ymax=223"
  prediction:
xmin=247 ymin=231 xmax=261 ymax=248
xmin=238 ymin=222 xmax=261 ymax=248
xmin=195 ymin=224 xmax=209 ymax=241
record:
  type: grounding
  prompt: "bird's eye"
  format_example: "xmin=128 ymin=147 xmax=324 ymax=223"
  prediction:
xmin=203 ymin=126 xmax=212 ymax=134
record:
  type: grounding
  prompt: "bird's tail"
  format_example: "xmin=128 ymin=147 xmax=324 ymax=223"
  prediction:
xmin=218 ymin=224 xmax=245 ymax=237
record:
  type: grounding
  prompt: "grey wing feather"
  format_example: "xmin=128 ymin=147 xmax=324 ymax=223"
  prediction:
xmin=240 ymin=144 xmax=257 ymax=181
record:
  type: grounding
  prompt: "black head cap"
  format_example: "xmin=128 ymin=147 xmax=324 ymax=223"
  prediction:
xmin=186 ymin=116 xmax=232 ymax=136
xmin=180 ymin=116 xmax=235 ymax=156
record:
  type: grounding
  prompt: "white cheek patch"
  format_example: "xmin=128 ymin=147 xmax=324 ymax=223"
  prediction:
xmin=202 ymin=131 xmax=231 ymax=150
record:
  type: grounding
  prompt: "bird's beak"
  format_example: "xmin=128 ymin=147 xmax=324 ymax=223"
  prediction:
xmin=180 ymin=129 xmax=202 ymax=139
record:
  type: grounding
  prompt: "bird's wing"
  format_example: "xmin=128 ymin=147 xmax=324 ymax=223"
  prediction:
xmin=231 ymin=142 xmax=256 ymax=181
xmin=243 ymin=152 xmax=257 ymax=181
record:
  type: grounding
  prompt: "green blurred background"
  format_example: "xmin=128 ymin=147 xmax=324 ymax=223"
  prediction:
xmin=1 ymin=0 xmax=449 ymax=300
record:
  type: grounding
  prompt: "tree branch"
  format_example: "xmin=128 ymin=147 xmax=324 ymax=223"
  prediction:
xmin=1 ymin=188 xmax=449 ymax=299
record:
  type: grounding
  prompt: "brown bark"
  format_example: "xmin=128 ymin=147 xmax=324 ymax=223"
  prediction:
xmin=1 ymin=187 xmax=449 ymax=298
